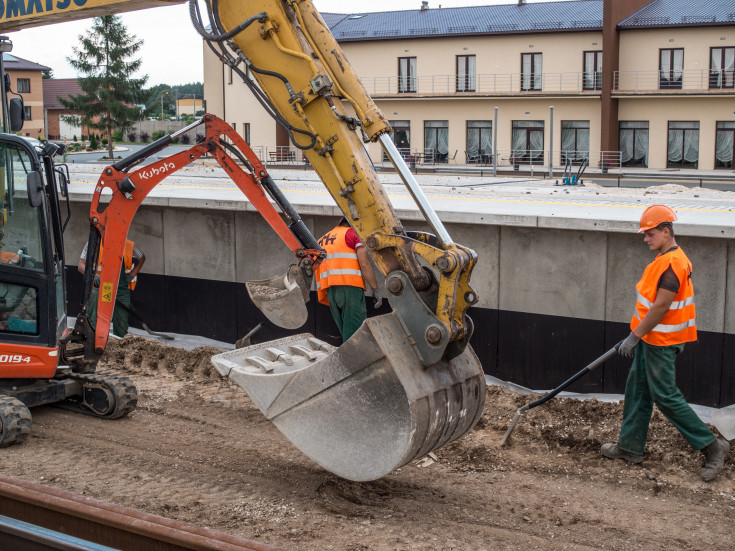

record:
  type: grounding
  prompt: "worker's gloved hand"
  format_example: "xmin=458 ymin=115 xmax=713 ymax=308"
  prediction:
xmin=93 ymin=274 xmax=100 ymax=288
xmin=372 ymin=289 xmax=383 ymax=309
xmin=618 ymin=332 xmax=641 ymax=359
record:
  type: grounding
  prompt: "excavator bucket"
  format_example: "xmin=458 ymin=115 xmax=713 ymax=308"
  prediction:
xmin=211 ymin=312 xmax=485 ymax=481
xmin=245 ymin=265 xmax=310 ymax=330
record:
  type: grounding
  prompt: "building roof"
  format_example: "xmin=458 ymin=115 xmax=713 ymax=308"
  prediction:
xmin=619 ymin=0 xmax=735 ymax=29
xmin=43 ymin=78 xmax=82 ymax=110
xmin=2 ymin=53 xmax=51 ymax=72
xmin=323 ymin=1 xmax=604 ymax=41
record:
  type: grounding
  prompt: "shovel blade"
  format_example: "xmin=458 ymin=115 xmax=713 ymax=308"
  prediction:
xmin=711 ymin=404 xmax=735 ymax=441
xmin=211 ymin=312 xmax=485 ymax=481
xmin=246 ymin=265 xmax=309 ymax=330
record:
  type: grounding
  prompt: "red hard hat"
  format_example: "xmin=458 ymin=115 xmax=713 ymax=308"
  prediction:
xmin=638 ymin=205 xmax=677 ymax=233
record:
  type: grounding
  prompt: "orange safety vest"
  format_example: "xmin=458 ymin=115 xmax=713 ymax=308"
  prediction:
xmin=630 ymin=247 xmax=696 ymax=346
xmin=314 ymin=226 xmax=365 ymax=306
xmin=97 ymin=240 xmax=137 ymax=290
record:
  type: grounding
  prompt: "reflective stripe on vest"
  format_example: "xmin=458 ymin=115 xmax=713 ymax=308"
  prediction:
xmin=98 ymin=240 xmax=137 ymax=290
xmin=314 ymin=226 xmax=365 ymax=305
xmin=630 ymin=247 xmax=696 ymax=346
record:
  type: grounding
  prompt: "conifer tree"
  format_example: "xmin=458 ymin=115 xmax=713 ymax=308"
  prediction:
xmin=60 ymin=16 xmax=148 ymax=159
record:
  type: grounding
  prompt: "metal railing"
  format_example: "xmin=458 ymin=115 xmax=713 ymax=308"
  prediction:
xmin=363 ymin=72 xmax=601 ymax=96
xmin=614 ymin=69 xmax=735 ymax=92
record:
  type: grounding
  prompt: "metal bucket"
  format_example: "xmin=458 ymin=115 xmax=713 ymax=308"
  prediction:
xmin=245 ymin=265 xmax=309 ymax=330
xmin=211 ymin=312 xmax=485 ymax=481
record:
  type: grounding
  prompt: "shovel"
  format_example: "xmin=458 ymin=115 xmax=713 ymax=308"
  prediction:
xmin=499 ymin=343 xmax=621 ymax=446
xmin=115 ymin=300 xmax=175 ymax=340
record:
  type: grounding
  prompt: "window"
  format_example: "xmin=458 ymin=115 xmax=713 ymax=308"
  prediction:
xmin=714 ymin=121 xmax=735 ymax=168
xmin=710 ymin=47 xmax=734 ymax=89
xmin=511 ymin=120 xmax=544 ymax=163
xmin=383 ymin=120 xmax=410 ymax=161
xmin=456 ymin=55 xmax=476 ymax=92
xmin=398 ymin=57 xmax=417 ymax=93
xmin=667 ymin=121 xmax=699 ymax=168
xmin=23 ymin=106 xmax=31 ymax=120
xmin=521 ymin=53 xmax=542 ymax=91
xmin=466 ymin=121 xmax=491 ymax=163
xmin=659 ymin=49 xmax=683 ymax=90
xmin=619 ymin=121 xmax=649 ymax=167
xmin=16 ymin=78 xmax=30 ymax=93
xmin=561 ymin=121 xmax=590 ymax=164
xmin=0 ymin=141 xmax=49 ymax=335
xmin=228 ymin=66 xmax=233 ymax=85
xmin=424 ymin=120 xmax=448 ymax=163
xmin=244 ymin=123 xmax=251 ymax=145
xmin=583 ymin=51 xmax=602 ymax=91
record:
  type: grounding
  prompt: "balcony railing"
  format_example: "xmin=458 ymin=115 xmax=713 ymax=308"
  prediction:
xmin=362 ymin=72 xmax=601 ymax=96
xmin=614 ymin=69 xmax=735 ymax=93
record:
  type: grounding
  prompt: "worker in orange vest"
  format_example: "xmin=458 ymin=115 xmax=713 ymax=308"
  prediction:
xmin=602 ymin=205 xmax=729 ymax=481
xmin=315 ymin=217 xmax=381 ymax=342
xmin=78 ymin=239 xmax=146 ymax=338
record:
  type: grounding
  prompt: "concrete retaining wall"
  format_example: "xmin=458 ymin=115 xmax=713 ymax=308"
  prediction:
xmin=62 ymin=200 xmax=735 ymax=407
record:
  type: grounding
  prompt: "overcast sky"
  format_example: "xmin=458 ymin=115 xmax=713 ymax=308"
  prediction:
xmin=6 ymin=0 xmax=561 ymax=87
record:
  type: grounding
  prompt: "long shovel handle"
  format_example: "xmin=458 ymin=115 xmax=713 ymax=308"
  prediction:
xmin=114 ymin=300 xmax=175 ymax=340
xmin=524 ymin=343 xmax=620 ymax=411
xmin=499 ymin=342 xmax=621 ymax=446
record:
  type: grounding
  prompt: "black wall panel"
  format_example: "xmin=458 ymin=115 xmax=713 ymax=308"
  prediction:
xmin=65 ymin=268 xmax=732 ymax=407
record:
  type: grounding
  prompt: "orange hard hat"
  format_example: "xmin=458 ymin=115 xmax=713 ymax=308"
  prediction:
xmin=638 ymin=205 xmax=677 ymax=233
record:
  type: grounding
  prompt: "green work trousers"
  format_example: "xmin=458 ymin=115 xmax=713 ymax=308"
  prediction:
xmin=87 ymin=283 xmax=131 ymax=339
xmin=617 ymin=339 xmax=715 ymax=455
xmin=327 ymin=285 xmax=367 ymax=342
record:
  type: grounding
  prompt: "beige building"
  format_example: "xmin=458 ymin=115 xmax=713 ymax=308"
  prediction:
xmin=203 ymin=0 xmax=735 ymax=171
xmin=176 ymin=96 xmax=204 ymax=117
xmin=3 ymin=53 xmax=50 ymax=138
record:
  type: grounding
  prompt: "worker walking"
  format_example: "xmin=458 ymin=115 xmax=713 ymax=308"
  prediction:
xmin=78 ymin=239 xmax=146 ymax=338
xmin=602 ymin=205 xmax=729 ymax=481
xmin=315 ymin=217 xmax=381 ymax=342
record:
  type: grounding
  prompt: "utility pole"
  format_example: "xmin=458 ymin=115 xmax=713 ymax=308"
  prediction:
xmin=160 ymin=93 xmax=164 ymax=122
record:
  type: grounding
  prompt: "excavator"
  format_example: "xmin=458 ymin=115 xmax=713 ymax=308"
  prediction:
xmin=0 ymin=1 xmax=486 ymax=482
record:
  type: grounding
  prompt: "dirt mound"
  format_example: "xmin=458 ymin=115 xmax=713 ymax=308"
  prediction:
xmin=100 ymin=336 xmax=222 ymax=381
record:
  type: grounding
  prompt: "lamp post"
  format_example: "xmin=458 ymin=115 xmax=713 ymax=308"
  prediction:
xmin=0 ymin=36 xmax=13 ymax=133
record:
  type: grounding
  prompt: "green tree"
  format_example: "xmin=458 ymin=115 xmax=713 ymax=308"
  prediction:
xmin=60 ymin=16 xmax=148 ymax=159
xmin=42 ymin=69 xmax=54 ymax=79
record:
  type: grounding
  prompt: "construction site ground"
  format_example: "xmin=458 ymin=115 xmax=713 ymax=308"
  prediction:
xmin=0 ymin=335 xmax=731 ymax=551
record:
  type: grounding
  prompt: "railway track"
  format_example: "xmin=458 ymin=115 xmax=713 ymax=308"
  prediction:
xmin=0 ymin=474 xmax=286 ymax=551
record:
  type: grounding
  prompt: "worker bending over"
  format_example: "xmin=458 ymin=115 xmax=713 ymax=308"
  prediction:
xmin=78 ymin=239 xmax=146 ymax=338
xmin=315 ymin=217 xmax=381 ymax=342
xmin=602 ymin=205 xmax=729 ymax=482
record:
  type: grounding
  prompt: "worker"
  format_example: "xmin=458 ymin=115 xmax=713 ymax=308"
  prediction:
xmin=78 ymin=239 xmax=146 ymax=338
xmin=601 ymin=205 xmax=729 ymax=482
xmin=315 ymin=217 xmax=381 ymax=342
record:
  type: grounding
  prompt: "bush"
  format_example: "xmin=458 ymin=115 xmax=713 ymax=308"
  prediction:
xmin=73 ymin=134 xmax=77 ymax=142
xmin=89 ymin=134 xmax=98 ymax=150
xmin=195 ymin=132 xmax=205 ymax=143
xmin=139 ymin=131 xmax=149 ymax=143
xmin=102 ymin=137 xmax=108 ymax=146
xmin=80 ymin=135 xmax=86 ymax=141
xmin=180 ymin=134 xmax=190 ymax=145
xmin=113 ymin=129 xmax=123 ymax=141
xmin=127 ymin=132 xmax=137 ymax=142
xmin=151 ymin=130 xmax=166 ymax=141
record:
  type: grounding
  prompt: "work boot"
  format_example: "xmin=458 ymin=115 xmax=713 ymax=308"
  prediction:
xmin=601 ymin=443 xmax=644 ymax=464
xmin=701 ymin=438 xmax=730 ymax=482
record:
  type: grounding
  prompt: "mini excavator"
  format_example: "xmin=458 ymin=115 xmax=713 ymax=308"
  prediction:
xmin=0 ymin=1 xmax=486 ymax=481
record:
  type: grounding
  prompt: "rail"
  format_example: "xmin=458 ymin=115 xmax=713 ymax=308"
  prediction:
xmin=0 ymin=474 xmax=285 ymax=551
xmin=614 ymin=69 xmax=735 ymax=93
xmin=611 ymin=172 xmax=735 ymax=188
xmin=361 ymin=71 xmax=602 ymax=96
